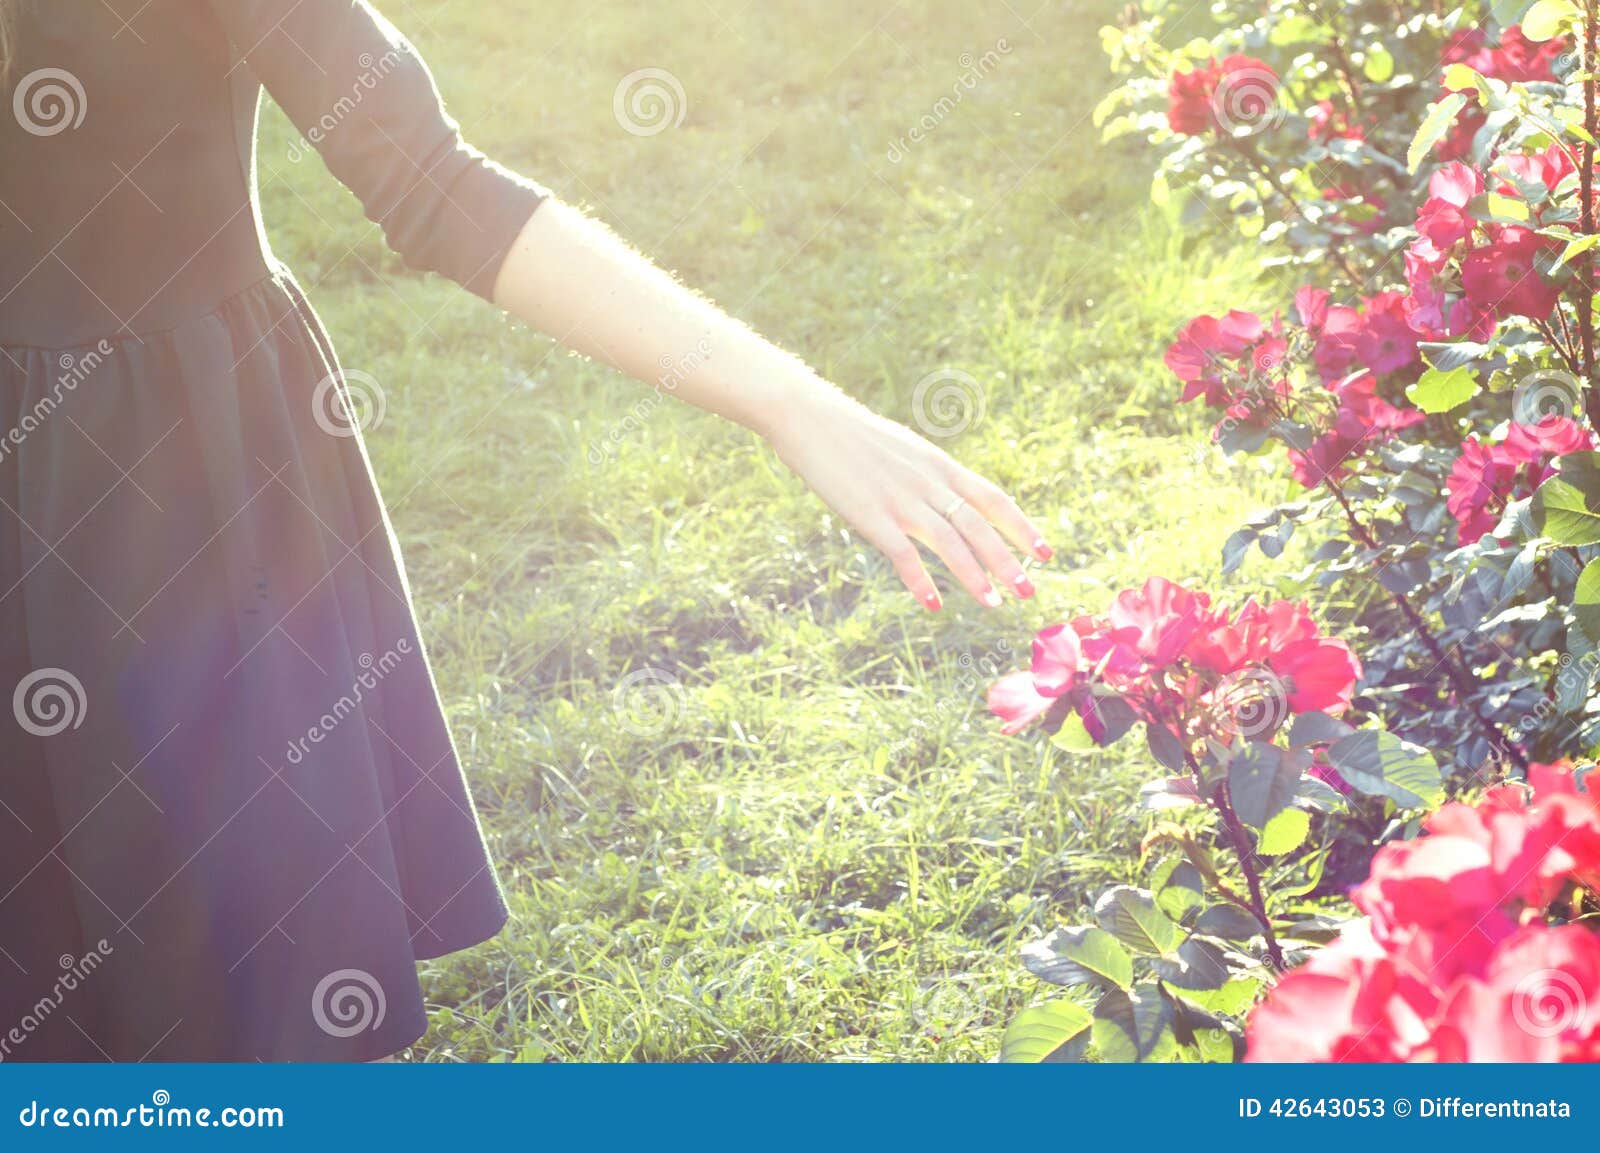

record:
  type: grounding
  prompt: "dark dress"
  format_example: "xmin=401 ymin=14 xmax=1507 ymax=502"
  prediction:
xmin=0 ymin=0 xmax=544 ymax=1060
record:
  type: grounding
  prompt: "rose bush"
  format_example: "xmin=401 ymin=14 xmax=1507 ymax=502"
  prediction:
xmin=990 ymin=579 xmax=1440 ymax=1062
xmin=993 ymin=0 xmax=1600 ymax=1063
xmin=1248 ymin=762 xmax=1600 ymax=1061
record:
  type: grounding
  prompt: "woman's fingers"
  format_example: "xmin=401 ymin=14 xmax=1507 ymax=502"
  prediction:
xmin=906 ymin=507 xmax=1002 ymax=608
xmin=945 ymin=498 xmax=1034 ymax=599
xmin=859 ymin=517 xmax=943 ymax=611
xmin=820 ymin=432 xmax=1050 ymax=610
xmin=951 ymin=466 xmax=1053 ymax=561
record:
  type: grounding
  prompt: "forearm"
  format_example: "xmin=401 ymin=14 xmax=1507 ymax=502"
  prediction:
xmin=491 ymin=197 xmax=846 ymax=436
xmin=489 ymin=194 xmax=1048 ymax=611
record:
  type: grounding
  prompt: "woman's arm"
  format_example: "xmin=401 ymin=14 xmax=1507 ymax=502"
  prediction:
xmin=208 ymin=0 xmax=1049 ymax=607
xmin=493 ymin=198 xmax=1051 ymax=610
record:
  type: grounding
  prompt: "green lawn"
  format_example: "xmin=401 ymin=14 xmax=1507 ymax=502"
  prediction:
xmin=257 ymin=0 xmax=1290 ymax=1061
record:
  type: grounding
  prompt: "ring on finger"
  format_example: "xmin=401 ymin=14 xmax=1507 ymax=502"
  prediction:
xmin=942 ymin=495 xmax=968 ymax=521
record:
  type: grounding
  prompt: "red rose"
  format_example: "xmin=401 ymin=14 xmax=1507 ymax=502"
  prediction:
xmin=1461 ymin=228 xmax=1562 ymax=320
xmin=1447 ymin=419 xmax=1596 ymax=544
xmin=1245 ymin=922 xmax=1428 ymax=1062
xmin=1354 ymin=291 xmax=1420 ymax=376
xmin=1415 ymin=162 xmax=1483 ymax=250
xmin=1289 ymin=376 xmax=1423 ymax=489
xmin=1165 ymin=56 xmax=1278 ymax=137
xmin=1486 ymin=25 xmax=1569 ymax=83
xmin=990 ymin=583 xmax=1354 ymax=740
xmin=1248 ymin=765 xmax=1600 ymax=1063
xmin=1267 ymin=636 xmax=1362 ymax=714
xmin=1166 ymin=60 xmax=1222 ymax=136
xmin=1165 ymin=310 xmax=1266 ymax=405
xmin=1435 ymin=926 xmax=1600 ymax=1062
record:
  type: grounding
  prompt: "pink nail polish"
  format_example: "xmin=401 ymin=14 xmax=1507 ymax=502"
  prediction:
xmin=925 ymin=591 xmax=942 ymax=612
xmin=1033 ymin=539 xmax=1054 ymax=561
xmin=1013 ymin=574 xmax=1035 ymax=598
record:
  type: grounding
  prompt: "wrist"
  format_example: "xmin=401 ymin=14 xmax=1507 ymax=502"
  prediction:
xmin=747 ymin=364 xmax=856 ymax=447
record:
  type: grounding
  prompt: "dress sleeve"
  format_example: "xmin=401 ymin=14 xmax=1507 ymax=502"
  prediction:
xmin=207 ymin=0 xmax=546 ymax=301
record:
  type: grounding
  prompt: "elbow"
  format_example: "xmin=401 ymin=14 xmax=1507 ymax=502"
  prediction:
xmin=371 ymin=136 xmax=547 ymax=301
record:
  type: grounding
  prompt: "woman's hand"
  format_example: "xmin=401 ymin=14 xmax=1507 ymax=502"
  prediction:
xmin=490 ymin=199 xmax=1049 ymax=602
xmin=764 ymin=385 xmax=1052 ymax=610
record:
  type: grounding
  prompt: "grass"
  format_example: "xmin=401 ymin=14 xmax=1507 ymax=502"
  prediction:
xmin=255 ymin=0 xmax=1293 ymax=1061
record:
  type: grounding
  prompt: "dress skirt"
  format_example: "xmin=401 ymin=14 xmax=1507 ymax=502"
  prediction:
xmin=0 ymin=271 xmax=509 ymax=1061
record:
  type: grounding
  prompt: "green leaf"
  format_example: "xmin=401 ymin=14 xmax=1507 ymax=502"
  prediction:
xmin=1176 ymin=977 xmax=1264 ymax=1016
xmin=1150 ymin=169 xmax=1171 ymax=209
xmin=1156 ymin=861 xmax=1205 ymax=923
xmin=1140 ymin=777 xmax=1200 ymax=810
xmin=1278 ymin=913 xmax=1355 ymax=943
xmin=1363 ymin=45 xmax=1395 ymax=84
xmin=1552 ymin=233 xmax=1600 ymax=274
xmin=1327 ymin=730 xmax=1444 ymax=809
xmin=1050 ymin=709 xmax=1097 ymax=753
xmin=1302 ymin=769 xmax=1360 ymax=809
xmin=1467 ymin=191 xmax=1530 ymax=224
xmin=1092 ymin=986 xmax=1177 ymax=1063
xmin=1082 ymin=694 xmax=1139 ymax=746
xmin=1288 ymin=710 xmax=1354 ymax=748
xmin=1021 ymin=926 xmax=1134 ymax=990
xmin=1277 ymin=850 xmax=1328 ymax=898
xmin=1090 ymin=88 xmax=1123 ymax=129
xmin=1558 ymin=628 xmax=1599 ymax=713
xmin=1146 ymin=722 xmax=1187 ymax=771
xmin=1268 ymin=14 xmax=1331 ymax=46
xmin=1560 ymin=110 xmax=1598 ymax=146
xmin=1522 ymin=0 xmax=1580 ymax=42
xmin=1170 ymin=996 xmax=1243 ymax=1061
xmin=1222 ymin=528 xmax=1256 ymax=575
xmin=1226 ymin=741 xmax=1303 ymax=829
xmin=1405 ymin=363 xmax=1479 ymax=413
xmin=1190 ymin=1027 xmax=1238 ymax=1063
xmin=1094 ymin=886 xmax=1183 ymax=956
xmin=1441 ymin=63 xmax=1488 ymax=102
xmin=1533 ymin=453 xmax=1600 ymax=545
xmin=1257 ymin=807 xmax=1311 ymax=856
xmin=1409 ymin=93 xmax=1467 ymax=173
xmin=1492 ymin=0 xmax=1537 ymax=25
xmin=1193 ymin=904 xmax=1266 ymax=941
xmin=1574 ymin=559 xmax=1600 ymax=643
xmin=1418 ymin=340 xmax=1490 ymax=372
xmin=998 ymin=999 xmax=1093 ymax=1063
xmin=1152 ymin=936 xmax=1232 ymax=990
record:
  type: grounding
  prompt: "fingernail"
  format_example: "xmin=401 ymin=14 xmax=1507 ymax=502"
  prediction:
xmin=1033 ymin=539 xmax=1054 ymax=561
xmin=924 ymin=591 xmax=943 ymax=612
xmin=982 ymin=588 xmax=1003 ymax=608
xmin=1012 ymin=573 xmax=1034 ymax=598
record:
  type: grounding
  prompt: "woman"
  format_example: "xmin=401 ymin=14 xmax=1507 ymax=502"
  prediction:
xmin=0 ymin=0 xmax=1048 ymax=1061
